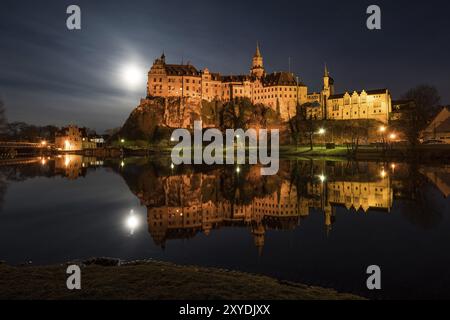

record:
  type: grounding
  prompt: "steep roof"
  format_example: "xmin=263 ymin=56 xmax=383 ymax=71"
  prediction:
xmin=263 ymin=72 xmax=302 ymax=86
xmin=436 ymin=117 xmax=450 ymax=133
xmin=221 ymin=75 xmax=252 ymax=83
xmin=164 ymin=64 xmax=200 ymax=76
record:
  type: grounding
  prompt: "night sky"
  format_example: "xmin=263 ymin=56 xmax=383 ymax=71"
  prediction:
xmin=1 ymin=0 xmax=450 ymax=132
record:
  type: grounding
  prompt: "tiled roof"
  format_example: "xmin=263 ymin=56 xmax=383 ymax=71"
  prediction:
xmin=164 ymin=64 xmax=200 ymax=76
xmin=436 ymin=117 xmax=450 ymax=133
xmin=221 ymin=75 xmax=252 ymax=83
xmin=209 ymin=72 xmax=222 ymax=81
xmin=263 ymin=72 xmax=301 ymax=86
xmin=56 ymin=126 xmax=88 ymax=137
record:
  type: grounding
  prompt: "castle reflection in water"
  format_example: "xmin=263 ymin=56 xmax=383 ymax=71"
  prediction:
xmin=4 ymin=154 xmax=448 ymax=253
xmin=130 ymin=161 xmax=394 ymax=253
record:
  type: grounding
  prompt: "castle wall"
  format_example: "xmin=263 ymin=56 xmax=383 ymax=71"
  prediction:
xmin=146 ymin=49 xmax=392 ymax=124
xmin=327 ymin=90 xmax=392 ymax=123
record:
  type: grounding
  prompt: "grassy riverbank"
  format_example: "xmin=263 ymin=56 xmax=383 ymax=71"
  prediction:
xmin=0 ymin=260 xmax=363 ymax=300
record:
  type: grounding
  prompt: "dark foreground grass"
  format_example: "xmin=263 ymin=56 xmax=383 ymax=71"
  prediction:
xmin=0 ymin=261 xmax=363 ymax=300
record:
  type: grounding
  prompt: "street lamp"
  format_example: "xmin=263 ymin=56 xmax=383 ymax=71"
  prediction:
xmin=318 ymin=128 xmax=326 ymax=135
xmin=64 ymin=140 xmax=71 ymax=151
xmin=379 ymin=126 xmax=386 ymax=133
xmin=389 ymin=133 xmax=397 ymax=140
xmin=120 ymin=139 xmax=125 ymax=144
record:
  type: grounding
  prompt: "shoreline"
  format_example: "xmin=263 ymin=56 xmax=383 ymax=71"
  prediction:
xmin=0 ymin=259 xmax=363 ymax=300
xmin=2 ymin=143 xmax=450 ymax=164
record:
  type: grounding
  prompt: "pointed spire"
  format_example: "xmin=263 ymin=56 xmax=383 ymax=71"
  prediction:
xmin=324 ymin=63 xmax=329 ymax=77
xmin=255 ymin=42 xmax=261 ymax=57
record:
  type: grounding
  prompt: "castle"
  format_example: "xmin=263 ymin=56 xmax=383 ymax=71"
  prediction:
xmin=147 ymin=44 xmax=392 ymax=123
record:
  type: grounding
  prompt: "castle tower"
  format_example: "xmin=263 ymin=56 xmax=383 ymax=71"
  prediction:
xmin=322 ymin=64 xmax=334 ymax=97
xmin=250 ymin=42 xmax=265 ymax=78
xmin=321 ymin=64 xmax=334 ymax=119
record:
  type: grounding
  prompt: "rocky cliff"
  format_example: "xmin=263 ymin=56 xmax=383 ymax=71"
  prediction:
xmin=118 ymin=96 xmax=286 ymax=143
xmin=119 ymin=96 xmax=203 ymax=141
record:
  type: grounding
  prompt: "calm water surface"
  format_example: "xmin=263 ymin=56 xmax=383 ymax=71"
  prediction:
xmin=0 ymin=155 xmax=449 ymax=299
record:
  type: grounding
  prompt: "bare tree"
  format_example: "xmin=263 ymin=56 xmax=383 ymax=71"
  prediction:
xmin=399 ymin=85 xmax=441 ymax=146
xmin=0 ymin=98 xmax=7 ymax=139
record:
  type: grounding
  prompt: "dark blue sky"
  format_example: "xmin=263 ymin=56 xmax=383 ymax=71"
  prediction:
xmin=1 ymin=0 xmax=450 ymax=131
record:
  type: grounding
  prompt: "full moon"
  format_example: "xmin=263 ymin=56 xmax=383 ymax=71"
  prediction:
xmin=121 ymin=64 xmax=144 ymax=89
xmin=125 ymin=210 xmax=140 ymax=235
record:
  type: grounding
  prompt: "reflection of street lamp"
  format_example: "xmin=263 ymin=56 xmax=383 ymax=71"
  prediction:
xmin=380 ymin=169 xmax=387 ymax=178
xmin=64 ymin=155 xmax=71 ymax=167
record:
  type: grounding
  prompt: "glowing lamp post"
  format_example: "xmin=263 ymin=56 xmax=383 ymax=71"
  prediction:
xmin=64 ymin=140 xmax=71 ymax=151
xmin=317 ymin=128 xmax=326 ymax=148
xmin=378 ymin=126 xmax=387 ymax=150
xmin=319 ymin=174 xmax=326 ymax=183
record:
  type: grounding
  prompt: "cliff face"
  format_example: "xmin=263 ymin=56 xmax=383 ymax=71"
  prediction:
xmin=119 ymin=96 xmax=288 ymax=143
xmin=119 ymin=97 xmax=202 ymax=141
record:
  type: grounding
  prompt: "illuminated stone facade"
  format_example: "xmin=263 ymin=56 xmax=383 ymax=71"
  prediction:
xmin=55 ymin=125 xmax=96 ymax=151
xmin=147 ymin=44 xmax=392 ymax=123
xmin=326 ymin=89 xmax=392 ymax=123
xmin=147 ymin=44 xmax=308 ymax=121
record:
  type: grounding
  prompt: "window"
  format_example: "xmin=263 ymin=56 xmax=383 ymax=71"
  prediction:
xmin=374 ymin=100 xmax=381 ymax=108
